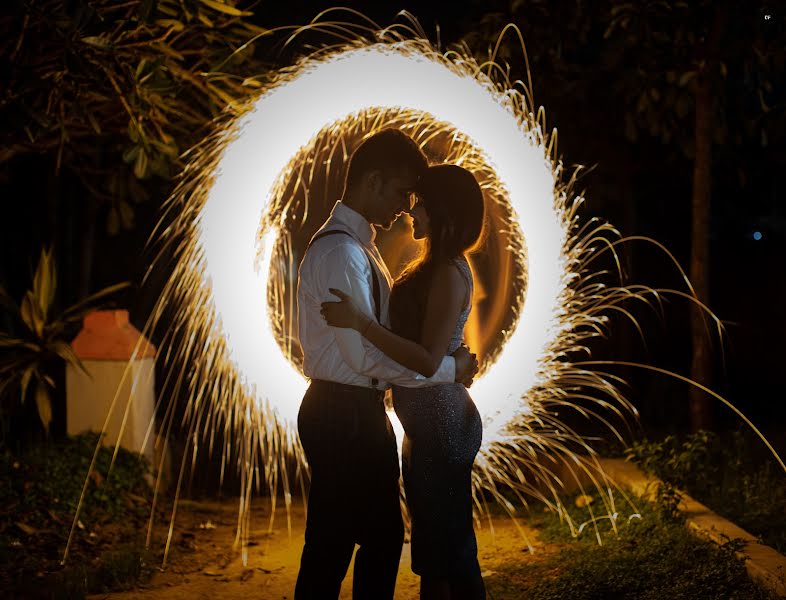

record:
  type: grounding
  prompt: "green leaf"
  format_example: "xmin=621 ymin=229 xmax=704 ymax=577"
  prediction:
xmin=153 ymin=138 xmax=179 ymax=159
xmin=610 ymin=4 xmax=635 ymax=17
xmin=135 ymin=58 xmax=148 ymax=81
xmin=42 ymin=319 xmax=67 ymax=340
xmin=81 ymin=36 xmax=112 ymax=49
xmin=242 ymin=77 xmax=262 ymax=88
xmin=16 ymin=521 xmax=39 ymax=536
xmin=678 ymin=71 xmax=695 ymax=87
xmin=148 ymin=153 xmax=171 ymax=178
xmin=200 ymin=0 xmax=252 ymax=17
xmin=133 ymin=149 xmax=149 ymax=179
xmin=197 ymin=11 xmax=215 ymax=27
xmin=50 ymin=340 xmax=88 ymax=374
xmin=35 ymin=382 xmax=52 ymax=434
xmin=87 ymin=111 xmax=102 ymax=134
xmin=60 ymin=282 xmax=130 ymax=322
xmin=155 ymin=18 xmax=185 ymax=32
xmin=122 ymin=145 xmax=141 ymax=165
xmin=20 ymin=367 xmax=34 ymax=402
xmin=0 ymin=334 xmax=41 ymax=351
xmin=20 ymin=292 xmax=38 ymax=335
xmin=32 ymin=247 xmax=56 ymax=324
xmin=128 ymin=121 xmax=140 ymax=143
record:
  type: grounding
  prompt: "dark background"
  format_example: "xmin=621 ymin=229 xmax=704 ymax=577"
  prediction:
xmin=1 ymin=0 xmax=784 ymax=451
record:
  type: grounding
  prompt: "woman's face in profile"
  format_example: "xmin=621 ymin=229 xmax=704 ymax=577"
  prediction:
xmin=407 ymin=198 xmax=430 ymax=240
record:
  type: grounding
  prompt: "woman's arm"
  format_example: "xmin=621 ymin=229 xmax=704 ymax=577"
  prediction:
xmin=322 ymin=263 xmax=468 ymax=377
xmin=314 ymin=243 xmax=455 ymax=385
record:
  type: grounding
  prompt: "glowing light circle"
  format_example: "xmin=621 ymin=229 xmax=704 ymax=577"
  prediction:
xmin=198 ymin=44 xmax=567 ymax=447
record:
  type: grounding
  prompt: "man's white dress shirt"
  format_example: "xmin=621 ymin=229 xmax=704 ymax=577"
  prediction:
xmin=297 ymin=201 xmax=456 ymax=391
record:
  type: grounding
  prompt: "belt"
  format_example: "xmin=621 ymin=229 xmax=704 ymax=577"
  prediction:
xmin=310 ymin=379 xmax=386 ymax=404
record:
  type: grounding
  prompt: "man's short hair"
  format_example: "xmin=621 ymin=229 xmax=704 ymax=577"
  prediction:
xmin=344 ymin=129 xmax=428 ymax=190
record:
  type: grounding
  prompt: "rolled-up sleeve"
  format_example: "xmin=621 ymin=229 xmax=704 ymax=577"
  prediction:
xmin=315 ymin=244 xmax=456 ymax=387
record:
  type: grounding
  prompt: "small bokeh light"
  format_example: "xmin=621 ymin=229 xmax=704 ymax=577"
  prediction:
xmin=753 ymin=230 xmax=763 ymax=241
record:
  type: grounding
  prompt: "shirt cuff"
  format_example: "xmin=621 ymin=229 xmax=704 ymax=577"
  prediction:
xmin=431 ymin=355 xmax=456 ymax=384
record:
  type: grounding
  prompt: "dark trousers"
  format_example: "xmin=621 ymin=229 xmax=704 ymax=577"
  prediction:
xmin=295 ymin=380 xmax=404 ymax=600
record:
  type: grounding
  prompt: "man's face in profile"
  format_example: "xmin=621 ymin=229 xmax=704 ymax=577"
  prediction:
xmin=373 ymin=168 xmax=419 ymax=230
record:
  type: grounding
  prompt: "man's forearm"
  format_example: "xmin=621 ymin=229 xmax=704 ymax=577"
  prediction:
xmin=333 ymin=326 xmax=456 ymax=387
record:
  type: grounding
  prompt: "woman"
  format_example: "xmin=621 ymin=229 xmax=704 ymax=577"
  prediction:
xmin=321 ymin=164 xmax=486 ymax=599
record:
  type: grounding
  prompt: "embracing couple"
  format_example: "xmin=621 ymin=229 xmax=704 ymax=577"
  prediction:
xmin=295 ymin=129 xmax=486 ymax=600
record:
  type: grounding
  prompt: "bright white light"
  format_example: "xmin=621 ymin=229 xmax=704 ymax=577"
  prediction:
xmin=198 ymin=44 xmax=567 ymax=447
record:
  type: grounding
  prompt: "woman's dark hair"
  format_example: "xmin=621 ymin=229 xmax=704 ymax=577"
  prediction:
xmin=389 ymin=164 xmax=485 ymax=342
xmin=344 ymin=128 xmax=428 ymax=191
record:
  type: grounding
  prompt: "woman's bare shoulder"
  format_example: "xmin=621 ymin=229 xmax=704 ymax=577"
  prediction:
xmin=430 ymin=260 xmax=469 ymax=294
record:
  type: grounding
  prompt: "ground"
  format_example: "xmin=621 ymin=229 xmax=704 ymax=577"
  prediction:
xmin=88 ymin=499 xmax=552 ymax=600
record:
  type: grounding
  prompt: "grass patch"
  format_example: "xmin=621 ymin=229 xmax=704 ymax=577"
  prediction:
xmin=626 ymin=429 xmax=786 ymax=553
xmin=0 ymin=432 xmax=158 ymax=599
xmin=486 ymin=492 xmax=779 ymax=600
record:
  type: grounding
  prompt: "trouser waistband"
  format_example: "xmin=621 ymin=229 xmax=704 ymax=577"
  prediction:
xmin=309 ymin=379 xmax=386 ymax=404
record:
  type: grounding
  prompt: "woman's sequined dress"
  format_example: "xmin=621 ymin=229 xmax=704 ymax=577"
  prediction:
xmin=392 ymin=256 xmax=483 ymax=577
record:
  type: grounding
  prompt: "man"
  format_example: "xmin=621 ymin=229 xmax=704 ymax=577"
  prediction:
xmin=295 ymin=129 xmax=479 ymax=599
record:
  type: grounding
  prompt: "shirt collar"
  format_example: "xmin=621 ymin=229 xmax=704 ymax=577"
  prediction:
xmin=329 ymin=201 xmax=375 ymax=245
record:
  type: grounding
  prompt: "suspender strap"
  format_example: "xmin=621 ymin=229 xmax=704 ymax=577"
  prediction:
xmin=308 ymin=229 xmax=382 ymax=389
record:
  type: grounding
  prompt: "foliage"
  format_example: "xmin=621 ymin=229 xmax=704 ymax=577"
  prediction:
xmin=602 ymin=0 xmax=784 ymax=151
xmin=464 ymin=0 xmax=786 ymax=431
xmin=626 ymin=430 xmax=786 ymax=554
xmin=654 ymin=480 xmax=684 ymax=522
xmin=0 ymin=431 xmax=152 ymax=524
xmin=0 ymin=432 xmax=155 ymax=598
xmin=0 ymin=0 xmax=269 ymax=234
xmin=463 ymin=0 xmax=784 ymax=155
xmin=487 ymin=491 xmax=778 ymax=599
xmin=0 ymin=247 xmax=127 ymax=435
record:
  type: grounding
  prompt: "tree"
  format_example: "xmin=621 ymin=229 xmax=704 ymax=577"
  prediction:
xmin=603 ymin=0 xmax=784 ymax=431
xmin=464 ymin=0 xmax=785 ymax=431
xmin=0 ymin=0 xmax=270 ymax=298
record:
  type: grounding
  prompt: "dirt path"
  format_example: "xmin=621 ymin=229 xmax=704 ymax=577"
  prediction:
xmin=89 ymin=499 xmax=551 ymax=600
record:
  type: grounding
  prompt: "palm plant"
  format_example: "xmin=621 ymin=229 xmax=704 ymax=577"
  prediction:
xmin=0 ymin=247 xmax=128 ymax=434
